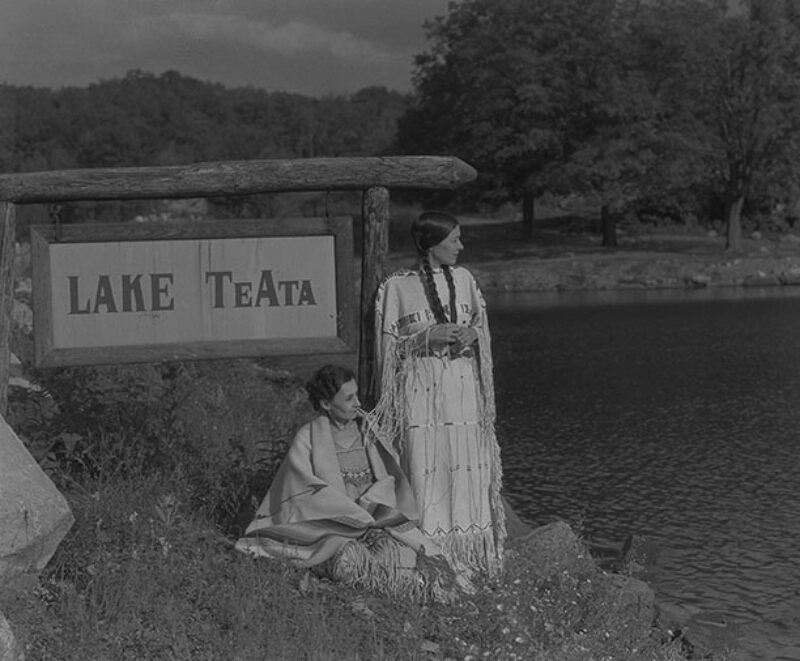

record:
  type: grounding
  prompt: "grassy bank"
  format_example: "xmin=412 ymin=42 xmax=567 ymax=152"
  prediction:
xmin=2 ymin=360 xmax=739 ymax=660
xmin=0 ymin=472 xmax=689 ymax=661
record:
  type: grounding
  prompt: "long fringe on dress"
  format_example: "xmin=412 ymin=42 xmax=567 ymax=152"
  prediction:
xmin=314 ymin=532 xmax=460 ymax=604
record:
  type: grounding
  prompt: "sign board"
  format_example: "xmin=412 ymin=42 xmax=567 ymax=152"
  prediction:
xmin=30 ymin=217 xmax=356 ymax=367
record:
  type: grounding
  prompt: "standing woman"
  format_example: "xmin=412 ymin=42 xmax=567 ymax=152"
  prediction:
xmin=372 ymin=210 xmax=505 ymax=577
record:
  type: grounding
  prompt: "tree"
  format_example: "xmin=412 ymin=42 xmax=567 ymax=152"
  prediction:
xmin=636 ymin=0 xmax=800 ymax=250
xmin=400 ymin=0 xmax=800 ymax=247
xmin=398 ymin=0 xmax=560 ymax=237
xmin=398 ymin=0 xmax=653 ymax=241
xmin=538 ymin=0 xmax=664 ymax=246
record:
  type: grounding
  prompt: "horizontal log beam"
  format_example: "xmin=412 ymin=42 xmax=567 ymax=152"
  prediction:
xmin=0 ymin=156 xmax=477 ymax=204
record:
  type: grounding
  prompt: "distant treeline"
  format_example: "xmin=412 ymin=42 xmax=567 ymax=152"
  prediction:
xmin=0 ymin=69 xmax=410 ymax=172
xmin=0 ymin=70 xmax=418 ymax=232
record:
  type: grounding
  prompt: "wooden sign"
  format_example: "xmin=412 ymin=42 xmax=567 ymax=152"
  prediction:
xmin=30 ymin=217 xmax=355 ymax=367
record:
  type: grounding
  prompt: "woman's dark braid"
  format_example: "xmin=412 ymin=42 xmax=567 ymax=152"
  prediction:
xmin=420 ymin=255 xmax=457 ymax=323
xmin=420 ymin=255 xmax=448 ymax=323
xmin=443 ymin=265 xmax=457 ymax=323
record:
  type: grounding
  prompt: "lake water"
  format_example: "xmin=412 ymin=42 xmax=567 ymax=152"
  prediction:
xmin=489 ymin=287 xmax=800 ymax=661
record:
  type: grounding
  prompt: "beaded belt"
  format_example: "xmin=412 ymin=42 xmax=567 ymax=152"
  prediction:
xmin=417 ymin=346 xmax=475 ymax=359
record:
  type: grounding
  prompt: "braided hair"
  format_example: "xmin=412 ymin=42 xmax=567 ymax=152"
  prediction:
xmin=411 ymin=211 xmax=459 ymax=324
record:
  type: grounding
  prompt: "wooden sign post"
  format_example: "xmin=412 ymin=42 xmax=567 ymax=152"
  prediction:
xmin=0 ymin=202 xmax=16 ymax=415
xmin=0 ymin=156 xmax=477 ymax=414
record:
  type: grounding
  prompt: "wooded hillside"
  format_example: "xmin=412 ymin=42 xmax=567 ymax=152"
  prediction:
xmin=0 ymin=70 xmax=409 ymax=173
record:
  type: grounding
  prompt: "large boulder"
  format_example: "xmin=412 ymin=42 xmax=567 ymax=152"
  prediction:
xmin=0 ymin=610 xmax=24 ymax=661
xmin=502 ymin=497 xmax=533 ymax=540
xmin=0 ymin=415 xmax=74 ymax=584
xmin=594 ymin=572 xmax=655 ymax=632
xmin=507 ymin=522 xmax=655 ymax=641
xmin=506 ymin=520 xmax=597 ymax=580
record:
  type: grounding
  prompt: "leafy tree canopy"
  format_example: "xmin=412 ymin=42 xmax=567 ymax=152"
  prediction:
xmin=398 ymin=0 xmax=800 ymax=249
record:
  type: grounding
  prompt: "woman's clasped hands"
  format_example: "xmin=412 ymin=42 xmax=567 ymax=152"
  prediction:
xmin=426 ymin=323 xmax=478 ymax=352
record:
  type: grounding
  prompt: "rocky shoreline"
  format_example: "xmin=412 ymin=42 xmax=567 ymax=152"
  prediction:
xmin=470 ymin=249 xmax=800 ymax=293
xmin=382 ymin=223 xmax=800 ymax=295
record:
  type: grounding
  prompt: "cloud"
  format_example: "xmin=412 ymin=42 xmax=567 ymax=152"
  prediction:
xmin=0 ymin=0 xmax=450 ymax=93
xmin=135 ymin=11 xmax=394 ymax=63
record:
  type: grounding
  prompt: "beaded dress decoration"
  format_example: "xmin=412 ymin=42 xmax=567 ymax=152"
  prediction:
xmin=372 ymin=265 xmax=506 ymax=577
xmin=330 ymin=419 xmax=374 ymax=499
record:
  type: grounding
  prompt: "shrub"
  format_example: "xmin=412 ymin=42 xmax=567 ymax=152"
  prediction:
xmin=7 ymin=358 xmax=310 ymax=534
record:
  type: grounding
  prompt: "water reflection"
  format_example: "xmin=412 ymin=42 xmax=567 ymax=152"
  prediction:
xmin=489 ymin=287 xmax=800 ymax=660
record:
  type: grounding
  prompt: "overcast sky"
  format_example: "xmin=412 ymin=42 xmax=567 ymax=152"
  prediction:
xmin=0 ymin=0 xmax=451 ymax=95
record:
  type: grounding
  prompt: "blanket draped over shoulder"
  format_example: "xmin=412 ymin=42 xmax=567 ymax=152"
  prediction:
xmin=236 ymin=415 xmax=457 ymax=600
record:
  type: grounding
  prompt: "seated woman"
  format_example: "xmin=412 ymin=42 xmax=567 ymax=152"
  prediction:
xmin=236 ymin=364 xmax=460 ymax=602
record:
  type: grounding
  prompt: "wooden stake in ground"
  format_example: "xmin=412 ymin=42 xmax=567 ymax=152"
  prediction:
xmin=0 ymin=202 xmax=16 ymax=417
xmin=359 ymin=186 xmax=390 ymax=407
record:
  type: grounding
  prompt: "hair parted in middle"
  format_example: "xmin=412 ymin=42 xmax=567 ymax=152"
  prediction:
xmin=410 ymin=210 xmax=459 ymax=325
xmin=411 ymin=210 xmax=459 ymax=254
xmin=305 ymin=363 xmax=356 ymax=412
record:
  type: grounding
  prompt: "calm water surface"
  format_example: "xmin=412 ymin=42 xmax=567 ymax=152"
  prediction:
xmin=489 ymin=287 xmax=800 ymax=661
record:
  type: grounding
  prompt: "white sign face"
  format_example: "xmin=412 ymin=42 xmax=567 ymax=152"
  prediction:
xmin=47 ymin=235 xmax=337 ymax=349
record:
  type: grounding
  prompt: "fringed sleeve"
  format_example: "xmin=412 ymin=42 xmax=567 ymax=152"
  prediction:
xmin=371 ymin=272 xmax=435 ymax=451
xmin=466 ymin=272 xmax=507 ymax=559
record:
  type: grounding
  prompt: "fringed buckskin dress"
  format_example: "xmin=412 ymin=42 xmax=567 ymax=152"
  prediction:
xmin=373 ymin=266 xmax=506 ymax=576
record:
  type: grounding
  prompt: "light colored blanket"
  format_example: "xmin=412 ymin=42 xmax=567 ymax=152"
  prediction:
xmin=236 ymin=415 xmax=427 ymax=566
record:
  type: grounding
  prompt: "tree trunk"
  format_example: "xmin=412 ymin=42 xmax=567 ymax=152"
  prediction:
xmin=521 ymin=189 xmax=534 ymax=241
xmin=601 ymin=204 xmax=618 ymax=248
xmin=725 ymin=196 xmax=744 ymax=252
